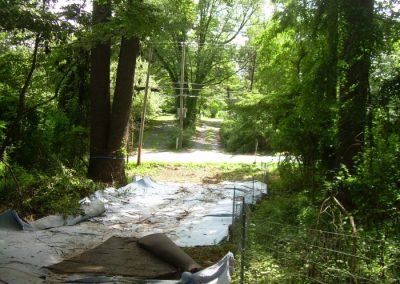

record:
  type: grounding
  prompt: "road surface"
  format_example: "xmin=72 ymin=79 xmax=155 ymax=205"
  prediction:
xmin=131 ymin=118 xmax=279 ymax=164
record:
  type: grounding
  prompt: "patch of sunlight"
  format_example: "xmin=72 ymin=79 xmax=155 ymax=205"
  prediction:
xmin=153 ymin=115 xmax=176 ymax=121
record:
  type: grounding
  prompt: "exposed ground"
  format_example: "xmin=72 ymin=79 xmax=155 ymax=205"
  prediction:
xmin=132 ymin=116 xmax=279 ymax=167
xmin=127 ymin=162 xmax=266 ymax=184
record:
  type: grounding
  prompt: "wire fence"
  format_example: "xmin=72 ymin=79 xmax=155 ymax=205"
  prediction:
xmin=229 ymin=168 xmax=400 ymax=284
xmin=230 ymin=169 xmax=267 ymax=284
xmin=249 ymin=220 xmax=400 ymax=284
xmin=231 ymin=194 xmax=252 ymax=284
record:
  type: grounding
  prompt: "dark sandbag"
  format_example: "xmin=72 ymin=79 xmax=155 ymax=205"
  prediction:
xmin=138 ymin=233 xmax=202 ymax=273
xmin=0 ymin=209 xmax=31 ymax=231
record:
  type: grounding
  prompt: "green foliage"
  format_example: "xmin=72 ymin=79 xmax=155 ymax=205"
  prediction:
xmin=168 ymin=125 xmax=196 ymax=150
xmin=199 ymin=87 xmax=227 ymax=119
xmin=221 ymin=92 xmax=272 ymax=153
xmin=325 ymin=71 xmax=400 ymax=229
xmin=131 ymin=91 xmax=164 ymax=122
xmin=28 ymin=167 xmax=97 ymax=217
xmin=152 ymin=0 xmax=261 ymax=127
xmin=0 ymin=163 xmax=97 ymax=217
xmin=241 ymin=179 xmax=399 ymax=283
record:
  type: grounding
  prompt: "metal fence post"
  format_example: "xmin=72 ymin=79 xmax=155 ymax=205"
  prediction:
xmin=240 ymin=196 xmax=246 ymax=284
xmin=252 ymin=176 xmax=255 ymax=205
xmin=231 ymin=185 xmax=236 ymax=240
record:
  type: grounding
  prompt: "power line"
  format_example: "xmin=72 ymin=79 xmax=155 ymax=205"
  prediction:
xmin=144 ymin=40 xmax=260 ymax=49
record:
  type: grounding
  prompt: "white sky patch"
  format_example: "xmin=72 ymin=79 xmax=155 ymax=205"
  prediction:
xmin=233 ymin=0 xmax=274 ymax=46
xmin=52 ymin=0 xmax=91 ymax=13
xmin=262 ymin=0 xmax=274 ymax=21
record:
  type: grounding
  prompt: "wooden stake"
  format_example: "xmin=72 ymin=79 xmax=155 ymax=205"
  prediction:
xmin=179 ymin=42 xmax=186 ymax=149
xmin=137 ymin=47 xmax=153 ymax=166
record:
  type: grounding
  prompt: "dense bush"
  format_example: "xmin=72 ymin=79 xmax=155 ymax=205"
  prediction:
xmin=0 ymin=163 xmax=97 ymax=217
xmin=221 ymin=92 xmax=272 ymax=153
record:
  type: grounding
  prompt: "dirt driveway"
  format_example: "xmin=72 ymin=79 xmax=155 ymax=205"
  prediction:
xmin=132 ymin=118 xmax=279 ymax=164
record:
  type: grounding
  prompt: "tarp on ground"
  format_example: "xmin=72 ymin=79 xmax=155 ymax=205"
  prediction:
xmin=48 ymin=236 xmax=178 ymax=278
xmin=0 ymin=209 xmax=32 ymax=231
xmin=88 ymin=176 xmax=267 ymax=246
xmin=0 ymin=177 xmax=266 ymax=283
xmin=142 ymin=252 xmax=234 ymax=284
xmin=48 ymin=234 xmax=232 ymax=284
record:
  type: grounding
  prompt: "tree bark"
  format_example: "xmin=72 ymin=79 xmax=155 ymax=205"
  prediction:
xmin=88 ymin=0 xmax=140 ymax=183
xmin=337 ymin=0 xmax=374 ymax=169
xmin=335 ymin=0 xmax=374 ymax=210
xmin=108 ymin=37 xmax=140 ymax=154
xmin=88 ymin=0 xmax=113 ymax=182
xmin=107 ymin=36 xmax=140 ymax=177
xmin=320 ymin=0 xmax=339 ymax=171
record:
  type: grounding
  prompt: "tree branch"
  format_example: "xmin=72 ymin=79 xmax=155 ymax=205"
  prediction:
xmin=220 ymin=6 xmax=256 ymax=45
xmin=154 ymin=47 xmax=178 ymax=83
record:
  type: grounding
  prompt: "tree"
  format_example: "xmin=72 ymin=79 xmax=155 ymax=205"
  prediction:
xmin=153 ymin=0 xmax=260 ymax=127
xmin=0 ymin=0 xmax=77 ymax=166
xmin=87 ymin=0 xmax=140 ymax=183
xmin=336 ymin=0 xmax=374 ymax=170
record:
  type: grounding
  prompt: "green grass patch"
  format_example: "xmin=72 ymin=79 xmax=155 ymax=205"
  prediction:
xmin=153 ymin=115 xmax=176 ymax=121
xmin=126 ymin=161 xmax=268 ymax=184
xmin=139 ymin=115 xmax=196 ymax=151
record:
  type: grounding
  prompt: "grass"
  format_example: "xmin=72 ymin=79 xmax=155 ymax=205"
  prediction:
xmin=126 ymin=161 xmax=266 ymax=184
xmin=204 ymin=128 xmax=215 ymax=150
xmin=142 ymin=116 xmax=177 ymax=150
xmin=183 ymin=243 xmax=236 ymax=268
xmin=139 ymin=115 xmax=197 ymax=151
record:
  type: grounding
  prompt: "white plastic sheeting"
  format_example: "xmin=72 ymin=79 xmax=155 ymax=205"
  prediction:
xmin=0 ymin=177 xmax=266 ymax=283
xmin=89 ymin=176 xmax=266 ymax=246
xmin=181 ymin=252 xmax=235 ymax=284
xmin=143 ymin=252 xmax=235 ymax=284
xmin=30 ymin=200 xmax=106 ymax=230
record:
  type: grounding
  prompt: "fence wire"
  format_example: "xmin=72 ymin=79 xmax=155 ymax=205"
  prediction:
xmin=230 ymin=170 xmax=267 ymax=284
xmin=250 ymin=220 xmax=400 ymax=283
xmin=229 ymin=169 xmax=400 ymax=284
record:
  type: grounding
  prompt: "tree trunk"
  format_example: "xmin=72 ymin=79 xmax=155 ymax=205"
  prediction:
xmin=185 ymin=86 xmax=201 ymax=127
xmin=335 ymin=0 xmax=374 ymax=210
xmin=108 ymin=37 xmax=140 ymax=154
xmin=320 ymin=0 xmax=339 ymax=171
xmin=107 ymin=36 xmax=140 ymax=180
xmin=88 ymin=0 xmax=140 ymax=183
xmin=88 ymin=0 xmax=113 ymax=182
xmin=326 ymin=0 xmax=338 ymax=103
xmin=337 ymin=0 xmax=374 ymax=169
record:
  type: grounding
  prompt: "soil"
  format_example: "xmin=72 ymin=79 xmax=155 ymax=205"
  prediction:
xmin=133 ymin=117 xmax=279 ymax=165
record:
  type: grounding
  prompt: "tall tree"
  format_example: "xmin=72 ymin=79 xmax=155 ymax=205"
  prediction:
xmin=88 ymin=0 xmax=140 ymax=183
xmin=154 ymin=0 xmax=259 ymax=127
xmin=336 ymin=0 xmax=374 ymax=170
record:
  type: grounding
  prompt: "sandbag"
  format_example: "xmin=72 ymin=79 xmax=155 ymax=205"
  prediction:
xmin=138 ymin=233 xmax=202 ymax=273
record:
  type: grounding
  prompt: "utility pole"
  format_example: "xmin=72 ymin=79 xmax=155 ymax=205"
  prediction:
xmin=137 ymin=47 xmax=153 ymax=166
xmin=249 ymin=50 xmax=257 ymax=91
xmin=178 ymin=42 xmax=186 ymax=149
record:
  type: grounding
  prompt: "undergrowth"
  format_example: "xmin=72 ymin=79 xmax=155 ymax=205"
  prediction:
xmin=0 ymin=163 xmax=98 ymax=218
xmin=236 ymin=168 xmax=400 ymax=283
